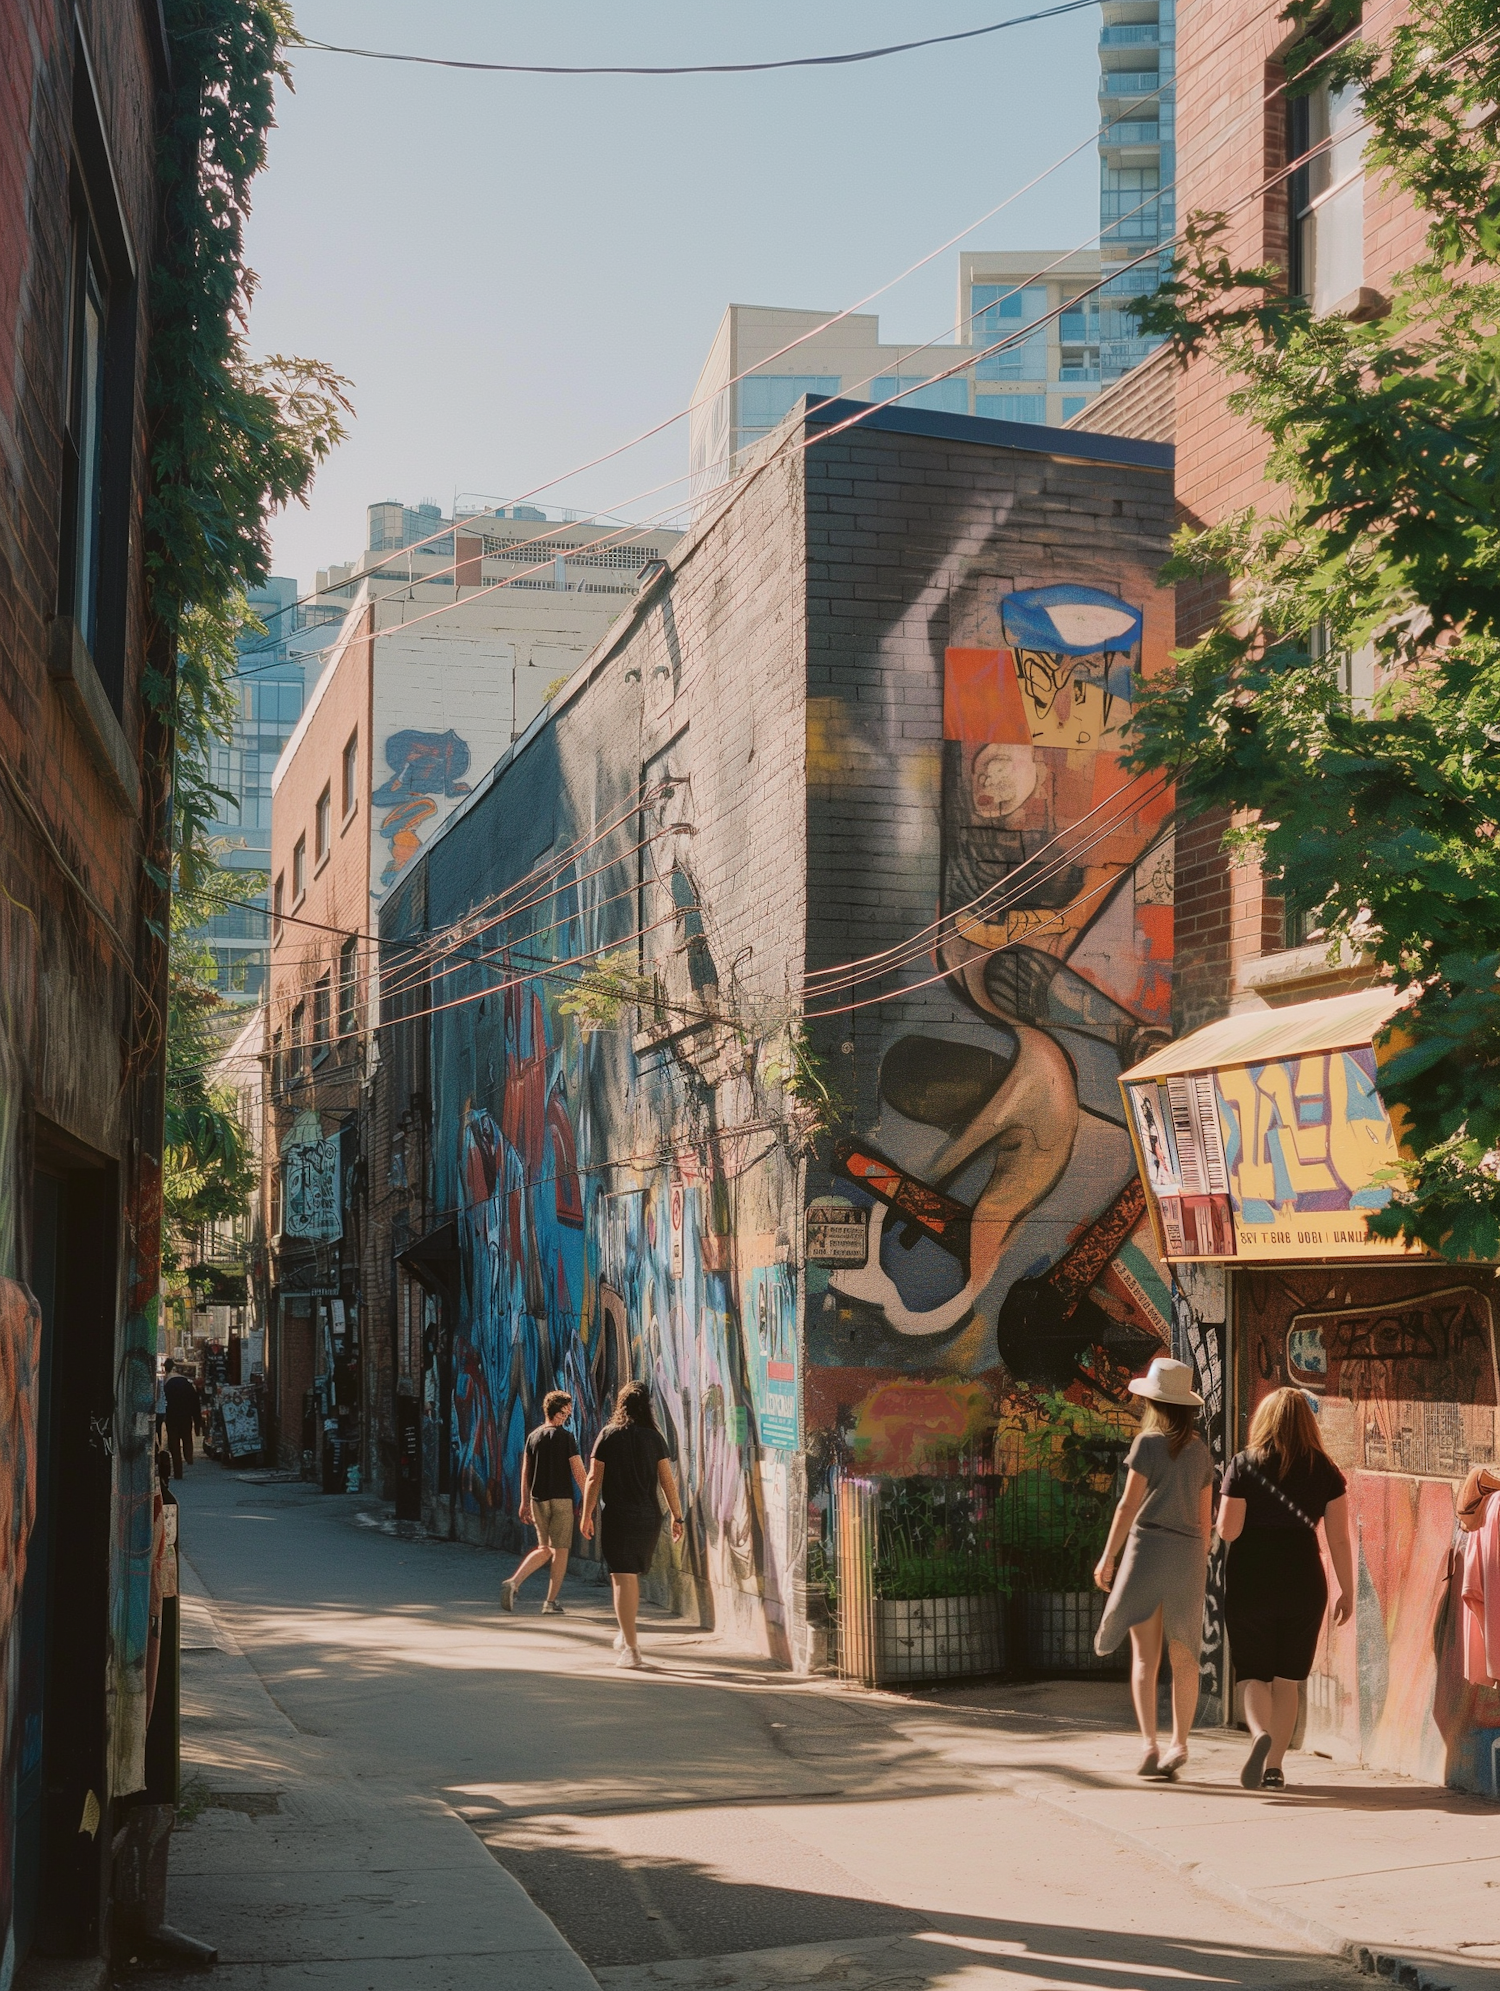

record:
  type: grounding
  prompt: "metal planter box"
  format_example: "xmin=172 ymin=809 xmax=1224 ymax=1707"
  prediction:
xmin=874 ymin=1594 xmax=1005 ymax=1684
xmin=1022 ymin=1589 xmax=1122 ymax=1675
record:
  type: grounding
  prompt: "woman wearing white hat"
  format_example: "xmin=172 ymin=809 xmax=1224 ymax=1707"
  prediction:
xmin=1093 ymin=1356 xmax=1214 ymax=1779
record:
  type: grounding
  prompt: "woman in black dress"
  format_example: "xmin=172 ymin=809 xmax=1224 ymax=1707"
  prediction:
xmin=1218 ymin=1387 xmax=1355 ymax=1790
xmin=580 ymin=1381 xmax=684 ymax=1668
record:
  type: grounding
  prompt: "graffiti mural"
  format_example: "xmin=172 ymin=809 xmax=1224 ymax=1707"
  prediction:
xmin=445 ymin=961 xmax=798 ymax=1651
xmin=814 ymin=578 xmax=1174 ymax=1406
xmin=1240 ymin=1264 xmax=1500 ymax=1789
xmin=373 ymin=728 xmax=473 ymax=888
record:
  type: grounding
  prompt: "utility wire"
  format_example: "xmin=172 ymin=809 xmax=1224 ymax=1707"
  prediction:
xmin=293 ymin=3 xmax=1099 ymax=79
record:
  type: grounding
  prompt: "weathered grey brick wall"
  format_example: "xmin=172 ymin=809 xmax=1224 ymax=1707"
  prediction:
xmin=799 ymin=401 xmax=1177 ymax=1508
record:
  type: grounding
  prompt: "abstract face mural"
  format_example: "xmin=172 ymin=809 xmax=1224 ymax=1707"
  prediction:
xmin=373 ymin=728 xmax=473 ymax=888
xmin=816 ymin=577 xmax=1175 ymax=1425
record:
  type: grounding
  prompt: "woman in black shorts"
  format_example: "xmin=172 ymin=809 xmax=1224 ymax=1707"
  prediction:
xmin=1218 ymin=1387 xmax=1355 ymax=1791
xmin=580 ymin=1381 xmax=684 ymax=1668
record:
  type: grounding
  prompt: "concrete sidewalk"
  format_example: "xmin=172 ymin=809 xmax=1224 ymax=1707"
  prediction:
xmin=140 ymin=1551 xmax=595 ymax=1989
xmin=884 ymin=1677 xmax=1500 ymax=1991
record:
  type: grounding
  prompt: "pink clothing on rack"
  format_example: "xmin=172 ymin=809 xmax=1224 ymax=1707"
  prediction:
xmin=1461 ymin=1489 xmax=1500 ymax=1687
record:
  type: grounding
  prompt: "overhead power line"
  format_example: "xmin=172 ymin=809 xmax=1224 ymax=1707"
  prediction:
xmin=293 ymin=3 xmax=1099 ymax=79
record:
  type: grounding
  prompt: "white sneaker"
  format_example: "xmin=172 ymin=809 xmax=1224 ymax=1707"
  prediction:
xmin=613 ymin=1631 xmax=626 ymax=1651
xmin=541 ymin=1599 xmax=564 ymax=1615
xmin=500 ymin=1579 xmax=516 ymax=1613
xmin=616 ymin=1645 xmax=643 ymax=1669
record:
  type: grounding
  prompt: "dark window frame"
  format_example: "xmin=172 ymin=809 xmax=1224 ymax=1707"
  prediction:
xmin=311 ymin=974 xmax=331 ymax=1065
xmin=338 ymin=935 xmax=358 ymax=1039
xmin=341 ymin=730 xmax=359 ymax=818
xmin=58 ymin=31 xmax=138 ymax=716
xmin=315 ymin=783 xmax=332 ymax=863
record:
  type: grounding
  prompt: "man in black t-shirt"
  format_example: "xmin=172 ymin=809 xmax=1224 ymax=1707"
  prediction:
xmin=501 ymin=1391 xmax=586 ymax=1615
xmin=160 ymin=1360 xmax=202 ymax=1479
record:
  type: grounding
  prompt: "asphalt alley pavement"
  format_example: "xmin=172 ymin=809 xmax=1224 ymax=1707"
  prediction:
xmin=149 ymin=1462 xmax=1382 ymax=1991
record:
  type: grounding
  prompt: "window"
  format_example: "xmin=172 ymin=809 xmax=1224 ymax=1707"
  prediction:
xmin=271 ymin=1027 xmax=283 ymax=1096
xmin=972 ymin=284 xmax=1049 ymax=381
xmin=342 ymin=731 xmax=358 ymax=817
xmin=1061 ymin=396 xmax=1090 ymax=422
xmin=870 ymin=377 xmax=970 ymax=414
xmin=315 ymin=784 xmax=331 ymax=863
xmin=312 ymin=975 xmax=331 ymax=1065
xmin=338 ymin=935 xmax=358 ymax=1038
xmin=292 ymin=835 xmax=306 ymax=901
xmin=290 ymin=1001 xmax=306 ymax=1077
xmin=736 ymin=375 xmax=841 ymax=432
xmin=976 ymin=394 xmax=1047 ymax=425
xmin=272 ymin=872 xmax=284 ymax=939
xmin=1289 ymin=75 xmax=1365 ymax=313
xmin=59 ymin=213 xmax=109 ymax=660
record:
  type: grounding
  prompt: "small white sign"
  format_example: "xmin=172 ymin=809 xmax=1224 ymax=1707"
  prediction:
xmin=669 ymin=1181 xmax=685 ymax=1280
xmin=806 ymin=1198 xmax=868 ymax=1267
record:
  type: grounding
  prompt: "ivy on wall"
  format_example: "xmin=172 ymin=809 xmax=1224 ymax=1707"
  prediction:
xmin=148 ymin=0 xmax=350 ymax=1245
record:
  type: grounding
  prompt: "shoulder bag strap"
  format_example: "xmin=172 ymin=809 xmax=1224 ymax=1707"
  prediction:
xmin=1242 ymin=1458 xmax=1319 ymax=1532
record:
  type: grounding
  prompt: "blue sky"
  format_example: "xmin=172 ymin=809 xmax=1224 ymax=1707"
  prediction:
xmin=248 ymin=3 xmax=1102 ymax=590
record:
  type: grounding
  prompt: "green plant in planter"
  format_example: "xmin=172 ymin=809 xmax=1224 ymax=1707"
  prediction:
xmin=870 ymin=1476 xmax=1011 ymax=1602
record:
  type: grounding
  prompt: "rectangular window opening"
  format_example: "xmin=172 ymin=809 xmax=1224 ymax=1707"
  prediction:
xmin=315 ymin=784 xmax=332 ymax=863
xmin=338 ymin=935 xmax=358 ymax=1039
xmin=341 ymin=731 xmax=358 ymax=817
xmin=312 ymin=975 xmax=331 ymax=1065
xmin=292 ymin=835 xmax=306 ymax=901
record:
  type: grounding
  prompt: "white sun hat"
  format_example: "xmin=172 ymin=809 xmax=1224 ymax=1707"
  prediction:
xmin=1128 ymin=1356 xmax=1203 ymax=1407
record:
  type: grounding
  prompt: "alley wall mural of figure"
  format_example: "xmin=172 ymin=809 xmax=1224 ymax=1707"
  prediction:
xmin=447 ymin=959 xmax=795 ymax=1647
xmin=813 ymin=572 xmax=1176 ymax=1455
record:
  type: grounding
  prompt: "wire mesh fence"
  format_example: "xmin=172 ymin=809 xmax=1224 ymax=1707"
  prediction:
xmin=827 ymin=1411 xmax=1133 ymax=1687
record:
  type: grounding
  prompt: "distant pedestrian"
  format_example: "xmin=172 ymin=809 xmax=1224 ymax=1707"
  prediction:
xmin=161 ymin=1359 xmax=202 ymax=1480
xmin=1218 ymin=1386 xmax=1354 ymax=1791
xmin=1093 ymin=1356 xmax=1213 ymax=1781
xmin=579 ymin=1380 xmax=683 ymax=1669
xmin=501 ymin=1391 xmax=586 ymax=1615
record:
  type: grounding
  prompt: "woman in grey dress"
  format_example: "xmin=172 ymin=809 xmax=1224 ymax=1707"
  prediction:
xmin=1093 ymin=1357 xmax=1213 ymax=1779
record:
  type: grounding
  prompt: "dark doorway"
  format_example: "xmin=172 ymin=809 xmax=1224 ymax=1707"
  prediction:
xmin=14 ymin=1133 xmax=117 ymax=1962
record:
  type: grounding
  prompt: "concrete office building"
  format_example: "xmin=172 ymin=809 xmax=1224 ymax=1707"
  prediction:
xmin=689 ymin=257 xmax=1106 ymax=498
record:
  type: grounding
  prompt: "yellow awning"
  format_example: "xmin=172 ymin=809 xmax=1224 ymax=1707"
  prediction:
xmin=1122 ymin=986 xmax=1408 ymax=1087
xmin=1119 ymin=985 xmax=1416 ymax=1263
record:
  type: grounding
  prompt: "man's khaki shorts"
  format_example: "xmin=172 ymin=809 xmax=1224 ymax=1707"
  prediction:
xmin=531 ymin=1497 xmax=574 ymax=1555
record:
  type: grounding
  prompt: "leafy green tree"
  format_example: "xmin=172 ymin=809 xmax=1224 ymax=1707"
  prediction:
xmin=1126 ymin=0 xmax=1500 ymax=1256
xmin=151 ymin=2 xmax=351 ymax=1250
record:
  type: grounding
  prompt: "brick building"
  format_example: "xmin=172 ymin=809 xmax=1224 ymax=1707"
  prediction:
xmin=373 ymin=396 xmax=1174 ymax=1661
xmin=265 ymin=529 xmax=682 ymax=1485
xmin=1080 ymin=0 xmax=1500 ymax=1792
xmin=0 ymin=0 xmax=180 ymax=1970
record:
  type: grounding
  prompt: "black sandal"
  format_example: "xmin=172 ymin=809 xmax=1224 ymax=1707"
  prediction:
xmin=1261 ymin=1766 xmax=1286 ymax=1790
xmin=1240 ymin=1734 xmax=1272 ymax=1790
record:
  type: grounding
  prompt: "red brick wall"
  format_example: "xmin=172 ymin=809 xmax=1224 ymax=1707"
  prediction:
xmin=1173 ymin=0 xmax=1428 ymax=1021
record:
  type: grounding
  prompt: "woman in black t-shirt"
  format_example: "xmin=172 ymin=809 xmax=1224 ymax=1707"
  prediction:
xmin=580 ymin=1381 xmax=684 ymax=1669
xmin=1218 ymin=1387 xmax=1355 ymax=1792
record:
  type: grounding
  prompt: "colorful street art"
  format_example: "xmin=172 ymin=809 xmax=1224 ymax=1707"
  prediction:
xmin=444 ymin=963 xmax=799 ymax=1650
xmin=1126 ymin=1048 xmax=1410 ymax=1261
xmin=814 ymin=578 xmax=1174 ymax=1409
xmin=1240 ymin=1265 xmax=1500 ymax=1790
xmin=373 ymin=728 xmax=473 ymax=887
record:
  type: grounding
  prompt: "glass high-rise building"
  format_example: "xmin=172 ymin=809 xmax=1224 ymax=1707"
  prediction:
xmin=192 ymin=579 xmax=339 ymax=1000
xmin=1098 ymin=0 xmax=1174 ymax=381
